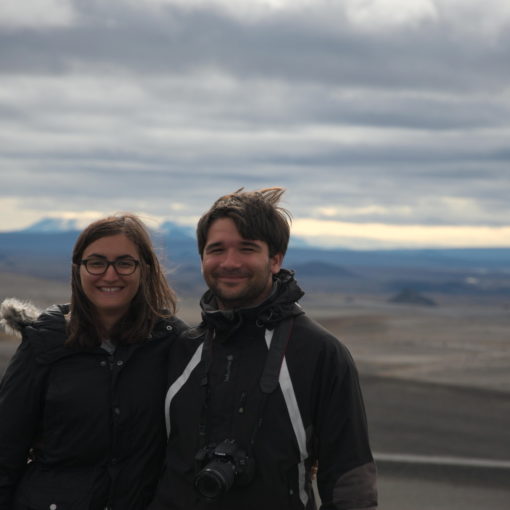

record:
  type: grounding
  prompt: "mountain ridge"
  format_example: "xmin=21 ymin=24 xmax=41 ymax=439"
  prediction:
xmin=1 ymin=219 xmax=509 ymax=298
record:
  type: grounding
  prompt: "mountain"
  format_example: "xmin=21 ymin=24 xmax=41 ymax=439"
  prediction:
xmin=1 ymin=218 xmax=510 ymax=297
xmin=21 ymin=217 xmax=82 ymax=233
xmin=285 ymin=246 xmax=510 ymax=269
xmin=158 ymin=221 xmax=195 ymax=240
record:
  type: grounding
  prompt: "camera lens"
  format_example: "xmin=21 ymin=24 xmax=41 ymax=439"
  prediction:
xmin=194 ymin=460 xmax=236 ymax=500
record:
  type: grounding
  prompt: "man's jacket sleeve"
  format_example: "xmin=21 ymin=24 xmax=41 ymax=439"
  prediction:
xmin=0 ymin=334 xmax=43 ymax=509
xmin=315 ymin=341 xmax=378 ymax=510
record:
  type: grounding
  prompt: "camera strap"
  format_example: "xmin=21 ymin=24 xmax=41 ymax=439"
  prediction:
xmin=197 ymin=317 xmax=294 ymax=450
xmin=259 ymin=317 xmax=294 ymax=394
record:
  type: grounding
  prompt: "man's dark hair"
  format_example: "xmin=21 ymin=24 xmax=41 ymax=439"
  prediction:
xmin=196 ymin=187 xmax=292 ymax=258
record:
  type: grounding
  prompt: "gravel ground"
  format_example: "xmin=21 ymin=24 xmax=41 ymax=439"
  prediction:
xmin=2 ymin=295 xmax=509 ymax=509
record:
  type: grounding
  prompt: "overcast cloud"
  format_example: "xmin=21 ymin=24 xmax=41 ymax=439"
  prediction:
xmin=1 ymin=0 xmax=509 ymax=248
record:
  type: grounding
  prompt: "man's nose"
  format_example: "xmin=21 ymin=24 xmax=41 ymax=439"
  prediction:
xmin=221 ymin=249 xmax=241 ymax=267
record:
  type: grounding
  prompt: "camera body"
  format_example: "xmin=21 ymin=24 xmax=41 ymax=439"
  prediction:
xmin=194 ymin=439 xmax=255 ymax=501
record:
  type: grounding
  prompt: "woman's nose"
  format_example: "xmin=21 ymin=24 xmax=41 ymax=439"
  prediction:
xmin=103 ymin=263 xmax=119 ymax=279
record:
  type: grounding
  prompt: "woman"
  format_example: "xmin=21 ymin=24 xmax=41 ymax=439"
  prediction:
xmin=0 ymin=214 xmax=187 ymax=509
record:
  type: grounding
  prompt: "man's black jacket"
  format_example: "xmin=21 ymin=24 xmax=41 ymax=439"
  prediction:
xmin=150 ymin=270 xmax=377 ymax=510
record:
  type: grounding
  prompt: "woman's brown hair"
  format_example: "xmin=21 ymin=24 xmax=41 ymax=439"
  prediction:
xmin=67 ymin=213 xmax=177 ymax=347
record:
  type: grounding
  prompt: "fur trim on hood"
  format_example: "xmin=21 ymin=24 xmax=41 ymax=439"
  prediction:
xmin=0 ymin=298 xmax=41 ymax=337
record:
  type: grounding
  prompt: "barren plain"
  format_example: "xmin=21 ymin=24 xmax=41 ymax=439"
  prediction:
xmin=1 ymin=272 xmax=510 ymax=509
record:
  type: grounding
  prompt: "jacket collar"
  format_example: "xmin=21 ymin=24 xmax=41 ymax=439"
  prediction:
xmin=199 ymin=269 xmax=304 ymax=342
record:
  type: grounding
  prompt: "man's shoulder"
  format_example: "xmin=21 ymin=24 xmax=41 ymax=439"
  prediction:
xmin=291 ymin=312 xmax=341 ymax=344
xmin=287 ymin=312 xmax=355 ymax=363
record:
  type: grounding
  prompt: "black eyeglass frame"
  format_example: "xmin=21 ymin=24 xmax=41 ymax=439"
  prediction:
xmin=79 ymin=258 xmax=140 ymax=276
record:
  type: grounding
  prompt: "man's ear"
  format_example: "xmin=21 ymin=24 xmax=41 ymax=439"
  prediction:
xmin=270 ymin=253 xmax=284 ymax=274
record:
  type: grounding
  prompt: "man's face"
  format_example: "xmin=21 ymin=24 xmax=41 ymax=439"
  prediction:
xmin=201 ymin=217 xmax=283 ymax=310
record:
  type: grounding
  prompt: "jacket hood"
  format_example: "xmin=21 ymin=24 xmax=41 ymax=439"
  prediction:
xmin=199 ymin=268 xmax=305 ymax=341
xmin=0 ymin=298 xmax=69 ymax=337
xmin=0 ymin=298 xmax=41 ymax=336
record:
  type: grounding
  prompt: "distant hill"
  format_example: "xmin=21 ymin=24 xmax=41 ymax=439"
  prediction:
xmin=285 ymin=246 xmax=510 ymax=269
xmin=290 ymin=261 xmax=355 ymax=278
xmin=389 ymin=288 xmax=437 ymax=306
xmin=1 ymin=218 xmax=510 ymax=298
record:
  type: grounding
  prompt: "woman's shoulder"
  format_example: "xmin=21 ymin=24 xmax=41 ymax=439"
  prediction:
xmin=167 ymin=315 xmax=189 ymax=334
xmin=153 ymin=314 xmax=190 ymax=339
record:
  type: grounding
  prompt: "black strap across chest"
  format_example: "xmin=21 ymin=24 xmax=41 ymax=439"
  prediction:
xmin=197 ymin=317 xmax=294 ymax=450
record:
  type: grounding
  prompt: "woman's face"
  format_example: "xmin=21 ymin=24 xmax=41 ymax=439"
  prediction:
xmin=79 ymin=234 xmax=141 ymax=326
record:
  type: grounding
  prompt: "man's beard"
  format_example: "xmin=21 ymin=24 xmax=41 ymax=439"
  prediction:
xmin=206 ymin=268 xmax=273 ymax=310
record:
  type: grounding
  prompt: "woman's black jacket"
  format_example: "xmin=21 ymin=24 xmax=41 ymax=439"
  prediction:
xmin=0 ymin=300 xmax=187 ymax=510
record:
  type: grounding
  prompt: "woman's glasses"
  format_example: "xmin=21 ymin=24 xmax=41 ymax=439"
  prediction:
xmin=80 ymin=258 xmax=140 ymax=276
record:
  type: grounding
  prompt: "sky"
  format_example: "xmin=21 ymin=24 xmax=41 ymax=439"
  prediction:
xmin=1 ymin=0 xmax=509 ymax=249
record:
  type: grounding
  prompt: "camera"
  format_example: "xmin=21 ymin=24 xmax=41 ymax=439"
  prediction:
xmin=194 ymin=439 xmax=255 ymax=501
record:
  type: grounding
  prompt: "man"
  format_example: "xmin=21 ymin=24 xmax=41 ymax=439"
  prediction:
xmin=150 ymin=188 xmax=377 ymax=510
